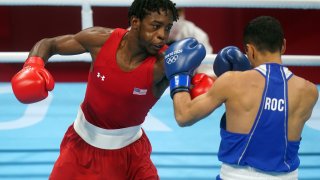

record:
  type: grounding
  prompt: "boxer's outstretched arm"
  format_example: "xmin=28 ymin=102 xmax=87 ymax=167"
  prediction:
xmin=11 ymin=27 xmax=111 ymax=104
xmin=172 ymin=72 xmax=232 ymax=127
xmin=29 ymin=27 xmax=111 ymax=62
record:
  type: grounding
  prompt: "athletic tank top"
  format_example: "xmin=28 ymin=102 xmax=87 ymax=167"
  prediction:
xmin=218 ymin=63 xmax=301 ymax=172
xmin=81 ymin=28 xmax=165 ymax=129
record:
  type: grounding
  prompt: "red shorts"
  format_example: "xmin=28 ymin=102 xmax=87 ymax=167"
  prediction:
xmin=49 ymin=125 xmax=159 ymax=180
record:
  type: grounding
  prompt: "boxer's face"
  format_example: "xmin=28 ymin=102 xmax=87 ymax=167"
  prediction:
xmin=138 ymin=9 xmax=174 ymax=55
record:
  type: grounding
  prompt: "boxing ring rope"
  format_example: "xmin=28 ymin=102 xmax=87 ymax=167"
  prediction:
xmin=0 ymin=2 xmax=319 ymax=179
xmin=1 ymin=52 xmax=320 ymax=66
xmin=0 ymin=0 xmax=320 ymax=66
xmin=1 ymin=0 xmax=320 ymax=9
xmin=1 ymin=0 xmax=320 ymax=29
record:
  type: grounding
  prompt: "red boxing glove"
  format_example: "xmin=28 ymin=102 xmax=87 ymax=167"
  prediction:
xmin=190 ymin=73 xmax=215 ymax=99
xmin=11 ymin=57 xmax=55 ymax=104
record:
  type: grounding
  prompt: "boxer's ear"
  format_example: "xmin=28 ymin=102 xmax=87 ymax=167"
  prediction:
xmin=281 ymin=38 xmax=286 ymax=55
xmin=130 ymin=16 xmax=140 ymax=30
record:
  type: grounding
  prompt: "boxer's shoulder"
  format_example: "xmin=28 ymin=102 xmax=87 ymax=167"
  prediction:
xmin=75 ymin=27 xmax=114 ymax=50
xmin=82 ymin=27 xmax=114 ymax=39
xmin=289 ymin=75 xmax=316 ymax=92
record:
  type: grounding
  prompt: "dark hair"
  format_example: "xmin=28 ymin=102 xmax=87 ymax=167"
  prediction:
xmin=243 ymin=16 xmax=284 ymax=53
xmin=128 ymin=0 xmax=179 ymax=25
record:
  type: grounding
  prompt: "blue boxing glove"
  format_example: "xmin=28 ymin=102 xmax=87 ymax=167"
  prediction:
xmin=164 ymin=38 xmax=206 ymax=98
xmin=213 ymin=46 xmax=251 ymax=77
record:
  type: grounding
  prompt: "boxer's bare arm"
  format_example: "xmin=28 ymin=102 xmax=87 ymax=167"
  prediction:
xmin=173 ymin=72 xmax=231 ymax=127
xmin=29 ymin=27 xmax=112 ymax=63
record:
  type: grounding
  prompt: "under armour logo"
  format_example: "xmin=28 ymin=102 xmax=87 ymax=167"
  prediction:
xmin=97 ymin=72 xmax=106 ymax=81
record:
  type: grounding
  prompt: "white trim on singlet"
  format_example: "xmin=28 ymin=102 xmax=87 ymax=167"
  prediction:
xmin=73 ymin=107 xmax=143 ymax=150
xmin=220 ymin=163 xmax=298 ymax=180
xmin=255 ymin=64 xmax=268 ymax=77
xmin=255 ymin=64 xmax=293 ymax=80
xmin=238 ymin=64 xmax=271 ymax=165
xmin=280 ymin=67 xmax=291 ymax=171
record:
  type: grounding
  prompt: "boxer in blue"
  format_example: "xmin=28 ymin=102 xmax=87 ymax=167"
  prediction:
xmin=166 ymin=16 xmax=319 ymax=179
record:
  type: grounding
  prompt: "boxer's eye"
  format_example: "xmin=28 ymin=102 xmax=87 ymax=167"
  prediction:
xmin=152 ymin=25 xmax=160 ymax=30
xmin=165 ymin=25 xmax=172 ymax=32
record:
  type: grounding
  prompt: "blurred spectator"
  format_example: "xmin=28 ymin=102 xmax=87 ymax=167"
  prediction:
xmin=169 ymin=8 xmax=213 ymax=54
xmin=169 ymin=8 xmax=215 ymax=76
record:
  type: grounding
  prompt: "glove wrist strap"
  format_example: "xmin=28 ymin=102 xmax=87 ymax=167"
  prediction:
xmin=169 ymin=74 xmax=190 ymax=98
xmin=24 ymin=57 xmax=45 ymax=67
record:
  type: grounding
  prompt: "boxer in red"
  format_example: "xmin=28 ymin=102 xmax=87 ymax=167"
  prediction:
xmin=11 ymin=0 xmax=207 ymax=179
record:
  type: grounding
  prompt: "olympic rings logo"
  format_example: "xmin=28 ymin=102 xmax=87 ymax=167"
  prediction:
xmin=166 ymin=55 xmax=179 ymax=64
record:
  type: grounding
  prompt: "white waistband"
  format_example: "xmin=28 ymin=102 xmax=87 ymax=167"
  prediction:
xmin=73 ymin=107 xmax=143 ymax=150
xmin=220 ymin=163 xmax=298 ymax=180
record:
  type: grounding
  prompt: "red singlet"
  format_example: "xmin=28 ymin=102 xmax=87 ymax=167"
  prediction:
xmin=50 ymin=28 xmax=166 ymax=180
xmin=82 ymin=28 xmax=160 ymax=129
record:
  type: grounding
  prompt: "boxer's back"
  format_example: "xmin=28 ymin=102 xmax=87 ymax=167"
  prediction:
xmin=287 ymin=74 xmax=318 ymax=140
xmin=224 ymin=66 xmax=318 ymax=141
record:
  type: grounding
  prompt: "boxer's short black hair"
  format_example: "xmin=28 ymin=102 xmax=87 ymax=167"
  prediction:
xmin=243 ymin=16 xmax=284 ymax=53
xmin=128 ymin=0 xmax=179 ymax=25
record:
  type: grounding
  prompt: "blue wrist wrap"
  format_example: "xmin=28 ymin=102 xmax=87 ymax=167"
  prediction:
xmin=169 ymin=74 xmax=190 ymax=98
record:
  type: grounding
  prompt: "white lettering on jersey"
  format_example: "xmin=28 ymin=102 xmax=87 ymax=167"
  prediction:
xmin=264 ymin=97 xmax=285 ymax=112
